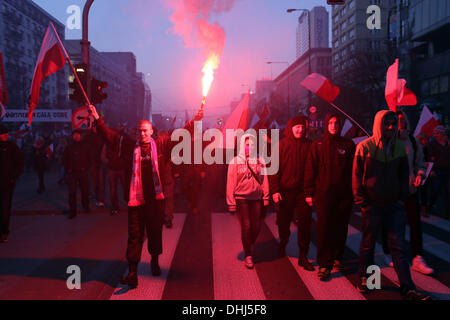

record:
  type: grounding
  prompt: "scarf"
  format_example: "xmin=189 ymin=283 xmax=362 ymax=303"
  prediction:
xmin=128 ymin=138 xmax=164 ymax=207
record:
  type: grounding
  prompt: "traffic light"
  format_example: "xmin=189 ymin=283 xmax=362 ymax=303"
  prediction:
xmin=91 ymin=77 xmax=108 ymax=105
xmin=69 ymin=64 xmax=87 ymax=104
xmin=327 ymin=0 xmax=345 ymax=4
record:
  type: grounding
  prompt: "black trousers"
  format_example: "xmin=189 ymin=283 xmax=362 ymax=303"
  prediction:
xmin=91 ymin=164 xmax=106 ymax=203
xmin=0 ymin=185 xmax=15 ymax=235
xmin=126 ymin=198 xmax=165 ymax=264
xmin=236 ymin=199 xmax=263 ymax=257
xmin=382 ymin=193 xmax=423 ymax=257
xmin=109 ymin=169 xmax=126 ymax=210
xmin=276 ymin=190 xmax=312 ymax=257
xmin=67 ymin=171 xmax=90 ymax=214
xmin=315 ymin=194 xmax=353 ymax=269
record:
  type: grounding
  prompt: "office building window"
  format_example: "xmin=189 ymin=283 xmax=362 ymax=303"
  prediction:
xmin=349 ymin=29 xmax=355 ymax=39
xmin=349 ymin=0 xmax=355 ymax=9
xmin=440 ymin=76 xmax=449 ymax=93
xmin=348 ymin=13 xmax=355 ymax=25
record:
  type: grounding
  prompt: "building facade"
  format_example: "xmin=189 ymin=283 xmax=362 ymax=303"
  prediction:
xmin=296 ymin=6 xmax=329 ymax=59
xmin=0 ymin=0 xmax=68 ymax=111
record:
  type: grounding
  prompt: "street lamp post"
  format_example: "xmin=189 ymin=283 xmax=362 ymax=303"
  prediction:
xmin=267 ymin=61 xmax=290 ymax=115
xmin=287 ymin=8 xmax=312 ymax=109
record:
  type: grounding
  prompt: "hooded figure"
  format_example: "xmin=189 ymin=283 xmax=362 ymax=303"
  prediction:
xmin=304 ymin=113 xmax=355 ymax=279
xmin=268 ymin=115 xmax=314 ymax=271
xmin=352 ymin=110 xmax=430 ymax=300
xmin=380 ymin=110 xmax=434 ymax=275
xmin=227 ymin=133 xmax=270 ymax=269
xmin=32 ymin=136 xmax=48 ymax=194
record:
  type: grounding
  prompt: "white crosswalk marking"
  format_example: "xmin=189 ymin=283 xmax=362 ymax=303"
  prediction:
xmin=346 ymin=224 xmax=450 ymax=300
xmin=264 ymin=213 xmax=366 ymax=300
xmin=211 ymin=213 xmax=266 ymax=300
xmin=422 ymin=216 xmax=450 ymax=233
xmin=110 ymin=214 xmax=187 ymax=300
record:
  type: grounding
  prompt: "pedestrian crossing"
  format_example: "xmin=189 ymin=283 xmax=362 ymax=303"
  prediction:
xmin=109 ymin=211 xmax=450 ymax=300
xmin=1 ymin=209 xmax=449 ymax=300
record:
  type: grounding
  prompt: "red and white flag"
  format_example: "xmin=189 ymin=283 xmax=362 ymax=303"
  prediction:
xmin=341 ymin=119 xmax=358 ymax=139
xmin=46 ymin=144 xmax=54 ymax=159
xmin=385 ymin=59 xmax=417 ymax=112
xmin=0 ymin=51 xmax=8 ymax=119
xmin=28 ymin=23 xmax=66 ymax=126
xmin=414 ymin=105 xmax=442 ymax=139
xmin=300 ymin=73 xmax=340 ymax=103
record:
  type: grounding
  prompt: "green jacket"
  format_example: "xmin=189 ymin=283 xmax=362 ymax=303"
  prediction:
xmin=352 ymin=110 xmax=410 ymax=209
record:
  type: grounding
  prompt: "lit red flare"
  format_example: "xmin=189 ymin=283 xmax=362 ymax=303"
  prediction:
xmin=202 ymin=55 xmax=219 ymax=98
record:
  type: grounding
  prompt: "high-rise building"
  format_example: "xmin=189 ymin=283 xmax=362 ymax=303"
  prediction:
xmin=0 ymin=0 xmax=68 ymax=110
xmin=296 ymin=6 xmax=329 ymax=59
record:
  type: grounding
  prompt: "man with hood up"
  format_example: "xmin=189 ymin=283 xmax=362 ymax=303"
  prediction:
xmin=353 ymin=110 xmax=431 ymax=300
xmin=269 ymin=116 xmax=314 ymax=271
xmin=304 ymin=114 xmax=355 ymax=280
xmin=381 ymin=110 xmax=434 ymax=275
xmin=227 ymin=133 xmax=270 ymax=269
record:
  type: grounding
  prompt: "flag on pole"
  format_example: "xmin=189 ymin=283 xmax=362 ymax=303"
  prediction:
xmin=28 ymin=23 xmax=66 ymax=126
xmin=414 ymin=105 xmax=442 ymax=139
xmin=385 ymin=59 xmax=417 ymax=112
xmin=341 ymin=119 xmax=358 ymax=139
xmin=300 ymin=73 xmax=340 ymax=103
xmin=0 ymin=51 xmax=8 ymax=120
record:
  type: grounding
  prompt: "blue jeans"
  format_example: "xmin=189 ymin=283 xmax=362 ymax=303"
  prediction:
xmin=359 ymin=202 xmax=415 ymax=295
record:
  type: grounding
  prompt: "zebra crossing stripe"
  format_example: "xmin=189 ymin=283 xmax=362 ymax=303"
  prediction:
xmin=346 ymin=224 xmax=450 ymax=300
xmin=211 ymin=213 xmax=266 ymax=300
xmin=264 ymin=213 xmax=366 ymax=300
xmin=110 ymin=214 xmax=187 ymax=300
xmin=421 ymin=216 xmax=450 ymax=233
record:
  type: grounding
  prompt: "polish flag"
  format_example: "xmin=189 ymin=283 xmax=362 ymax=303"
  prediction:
xmin=385 ymin=59 xmax=417 ymax=112
xmin=28 ymin=23 xmax=66 ymax=126
xmin=300 ymin=73 xmax=340 ymax=103
xmin=46 ymin=144 xmax=54 ymax=160
xmin=341 ymin=119 xmax=358 ymax=139
xmin=414 ymin=105 xmax=442 ymax=139
xmin=0 ymin=51 xmax=7 ymax=119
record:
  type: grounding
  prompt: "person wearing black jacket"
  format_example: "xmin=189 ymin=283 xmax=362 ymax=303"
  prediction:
xmin=268 ymin=116 xmax=314 ymax=271
xmin=62 ymin=130 xmax=93 ymax=219
xmin=0 ymin=125 xmax=24 ymax=243
xmin=304 ymin=114 xmax=356 ymax=280
xmin=89 ymin=104 xmax=203 ymax=288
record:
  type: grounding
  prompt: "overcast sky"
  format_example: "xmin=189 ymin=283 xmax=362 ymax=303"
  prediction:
xmin=32 ymin=0 xmax=329 ymax=118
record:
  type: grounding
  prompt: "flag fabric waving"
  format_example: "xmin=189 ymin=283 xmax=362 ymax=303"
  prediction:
xmin=300 ymin=73 xmax=340 ymax=103
xmin=414 ymin=105 xmax=442 ymax=139
xmin=28 ymin=23 xmax=66 ymax=126
xmin=385 ymin=59 xmax=417 ymax=111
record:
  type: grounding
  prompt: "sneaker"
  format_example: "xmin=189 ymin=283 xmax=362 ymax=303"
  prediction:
xmin=120 ymin=272 xmax=138 ymax=288
xmin=318 ymin=267 xmax=331 ymax=280
xmin=383 ymin=254 xmax=394 ymax=268
xmin=245 ymin=256 xmax=254 ymax=269
xmin=96 ymin=202 xmax=105 ymax=208
xmin=298 ymin=256 xmax=315 ymax=271
xmin=333 ymin=260 xmax=344 ymax=271
xmin=357 ymin=277 xmax=371 ymax=294
xmin=412 ymin=256 xmax=434 ymax=275
xmin=403 ymin=289 xmax=432 ymax=300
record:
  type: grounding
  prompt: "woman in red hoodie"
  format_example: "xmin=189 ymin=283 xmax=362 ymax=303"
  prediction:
xmin=227 ymin=134 xmax=270 ymax=269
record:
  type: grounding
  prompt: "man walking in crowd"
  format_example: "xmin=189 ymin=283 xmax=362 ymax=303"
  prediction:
xmin=87 ymin=126 xmax=106 ymax=208
xmin=33 ymin=136 xmax=48 ymax=194
xmin=101 ymin=127 xmax=131 ymax=216
xmin=304 ymin=114 xmax=355 ymax=280
xmin=227 ymin=134 xmax=270 ymax=269
xmin=0 ymin=125 xmax=24 ymax=243
xmin=269 ymin=116 xmax=314 ymax=271
xmin=89 ymin=103 xmax=203 ymax=288
xmin=62 ymin=130 xmax=93 ymax=219
xmin=382 ymin=110 xmax=434 ymax=275
xmin=353 ymin=110 xmax=431 ymax=300
xmin=157 ymin=130 xmax=175 ymax=228
xmin=427 ymin=125 xmax=450 ymax=217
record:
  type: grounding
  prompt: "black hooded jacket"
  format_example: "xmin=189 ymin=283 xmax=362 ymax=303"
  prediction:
xmin=269 ymin=116 xmax=312 ymax=194
xmin=304 ymin=114 xmax=355 ymax=200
